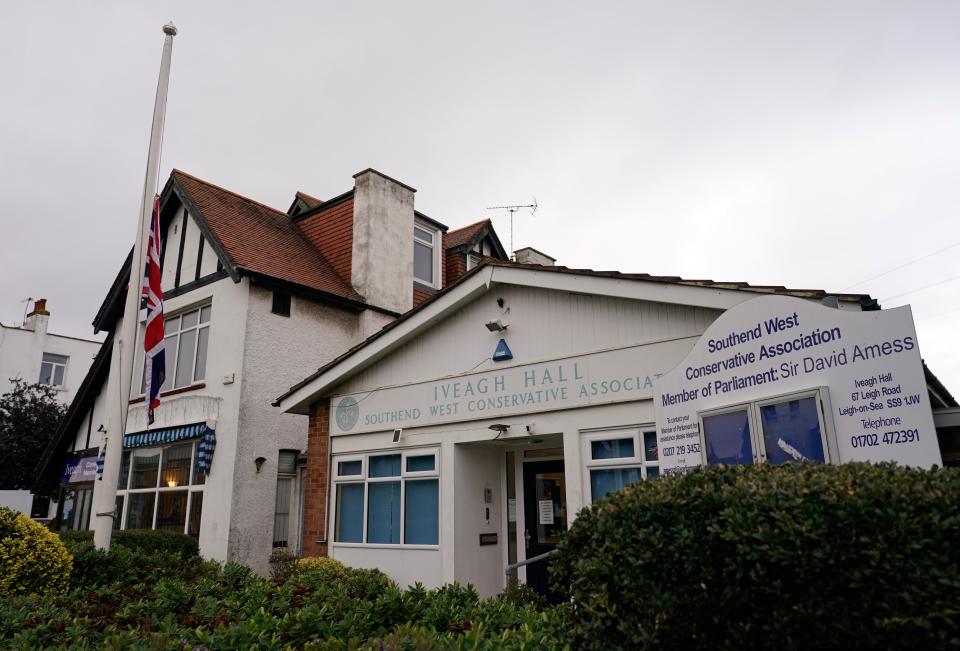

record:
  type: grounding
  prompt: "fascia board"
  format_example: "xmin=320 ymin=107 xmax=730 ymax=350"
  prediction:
xmin=488 ymin=266 xmax=754 ymax=310
xmin=279 ymin=267 xmax=494 ymax=414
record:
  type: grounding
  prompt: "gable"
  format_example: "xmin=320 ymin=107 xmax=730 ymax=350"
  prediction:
xmin=160 ymin=203 xmax=225 ymax=296
xmin=334 ymin=284 xmax=722 ymax=397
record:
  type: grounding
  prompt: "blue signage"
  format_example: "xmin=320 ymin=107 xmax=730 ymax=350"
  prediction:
xmin=493 ymin=338 xmax=513 ymax=362
xmin=60 ymin=452 xmax=99 ymax=484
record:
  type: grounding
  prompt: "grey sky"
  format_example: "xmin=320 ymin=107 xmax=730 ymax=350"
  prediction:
xmin=2 ymin=2 xmax=958 ymax=394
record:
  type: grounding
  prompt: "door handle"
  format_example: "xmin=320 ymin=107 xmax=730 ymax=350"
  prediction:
xmin=524 ymin=528 xmax=531 ymax=550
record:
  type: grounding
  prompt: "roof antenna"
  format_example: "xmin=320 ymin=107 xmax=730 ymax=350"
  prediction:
xmin=20 ymin=297 xmax=33 ymax=326
xmin=486 ymin=198 xmax=538 ymax=260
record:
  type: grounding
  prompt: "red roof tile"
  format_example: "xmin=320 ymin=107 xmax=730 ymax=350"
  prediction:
xmin=444 ymin=219 xmax=490 ymax=250
xmin=295 ymin=191 xmax=323 ymax=209
xmin=172 ymin=170 xmax=363 ymax=303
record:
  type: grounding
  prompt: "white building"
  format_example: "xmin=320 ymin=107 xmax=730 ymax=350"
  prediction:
xmin=0 ymin=299 xmax=101 ymax=518
xmin=277 ymin=260 xmax=956 ymax=598
xmin=37 ymin=167 xmax=507 ymax=574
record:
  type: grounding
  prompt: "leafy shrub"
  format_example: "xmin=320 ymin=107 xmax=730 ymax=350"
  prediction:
xmin=551 ymin=462 xmax=960 ymax=650
xmin=268 ymin=547 xmax=300 ymax=582
xmin=0 ymin=506 xmax=72 ymax=597
xmin=499 ymin=575 xmax=548 ymax=610
xmin=68 ymin=544 xmax=219 ymax=591
xmin=58 ymin=528 xmax=198 ymax=557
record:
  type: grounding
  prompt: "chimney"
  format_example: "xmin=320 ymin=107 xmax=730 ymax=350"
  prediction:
xmin=350 ymin=169 xmax=416 ymax=314
xmin=23 ymin=298 xmax=50 ymax=334
xmin=514 ymin=247 xmax=556 ymax=266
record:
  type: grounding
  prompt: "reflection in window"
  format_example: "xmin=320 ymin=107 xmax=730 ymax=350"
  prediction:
xmin=760 ymin=398 xmax=825 ymax=464
xmin=703 ymin=410 xmax=754 ymax=466
xmin=590 ymin=467 xmax=642 ymax=502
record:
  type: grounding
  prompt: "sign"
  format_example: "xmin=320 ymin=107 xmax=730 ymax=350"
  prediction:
xmin=538 ymin=499 xmax=555 ymax=524
xmin=60 ymin=452 xmax=99 ymax=484
xmin=330 ymin=337 xmax=697 ymax=435
xmin=654 ymin=296 xmax=941 ymax=473
xmin=493 ymin=338 xmax=513 ymax=362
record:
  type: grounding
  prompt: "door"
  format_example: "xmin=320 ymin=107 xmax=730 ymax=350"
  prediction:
xmin=522 ymin=459 xmax=566 ymax=601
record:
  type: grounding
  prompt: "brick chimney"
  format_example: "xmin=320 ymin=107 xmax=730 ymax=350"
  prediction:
xmin=350 ymin=169 xmax=416 ymax=314
xmin=514 ymin=247 xmax=556 ymax=266
xmin=23 ymin=298 xmax=50 ymax=334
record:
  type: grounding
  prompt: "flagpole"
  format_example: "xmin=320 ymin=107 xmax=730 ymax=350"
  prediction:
xmin=94 ymin=22 xmax=177 ymax=550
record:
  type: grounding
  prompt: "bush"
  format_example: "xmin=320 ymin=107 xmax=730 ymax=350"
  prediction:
xmin=0 ymin=507 xmax=72 ymax=597
xmin=550 ymin=462 xmax=960 ymax=650
xmin=58 ymin=529 xmax=198 ymax=557
xmin=67 ymin=544 xmax=220 ymax=591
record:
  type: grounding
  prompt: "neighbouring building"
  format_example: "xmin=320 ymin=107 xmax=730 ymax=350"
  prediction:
xmin=37 ymin=167 xmax=508 ymax=574
xmin=0 ymin=299 xmax=102 ymax=520
xmin=276 ymin=260 xmax=957 ymax=598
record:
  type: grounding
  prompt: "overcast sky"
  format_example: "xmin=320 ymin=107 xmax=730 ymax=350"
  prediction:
xmin=2 ymin=2 xmax=958 ymax=394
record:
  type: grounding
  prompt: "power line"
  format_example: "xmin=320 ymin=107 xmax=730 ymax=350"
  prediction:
xmin=841 ymin=240 xmax=960 ymax=291
xmin=880 ymin=273 xmax=960 ymax=303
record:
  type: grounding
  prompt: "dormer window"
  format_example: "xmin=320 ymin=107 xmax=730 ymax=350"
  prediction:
xmin=414 ymin=223 xmax=440 ymax=288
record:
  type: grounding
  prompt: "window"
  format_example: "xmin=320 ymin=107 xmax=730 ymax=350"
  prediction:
xmin=39 ymin=353 xmax=68 ymax=387
xmin=116 ymin=441 xmax=205 ymax=536
xmin=414 ymin=224 xmax=439 ymax=287
xmin=583 ymin=429 xmax=659 ymax=503
xmin=141 ymin=305 xmax=210 ymax=394
xmin=332 ymin=449 xmax=439 ymax=546
xmin=699 ymin=389 xmax=831 ymax=466
xmin=272 ymin=290 xmax=291 ymax=317
xmin=273 ymin=450 xmax=298 ymax=548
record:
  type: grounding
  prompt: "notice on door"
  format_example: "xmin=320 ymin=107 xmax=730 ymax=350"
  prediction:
xmin=538 ymin=500 xmax=554 ymax=525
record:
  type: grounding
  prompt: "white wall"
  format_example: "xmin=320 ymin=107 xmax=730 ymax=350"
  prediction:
xmin=453 ymin=444 xmax=503 ymax=597
xmin=339 ymin=284 xmax=721 ymax=395
xmin=232 ymin=284 xmax=362 ymax=574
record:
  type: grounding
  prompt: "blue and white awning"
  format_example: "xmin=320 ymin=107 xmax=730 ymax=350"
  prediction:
xmin=123 ymin=422 xmax=207 ymax=449
xmin=194 ymin=427 xmax=216 ymax=475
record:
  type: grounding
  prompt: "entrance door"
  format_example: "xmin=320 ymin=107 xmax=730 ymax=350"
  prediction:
xmin=522 ymin=459 xmax=566 ymax=600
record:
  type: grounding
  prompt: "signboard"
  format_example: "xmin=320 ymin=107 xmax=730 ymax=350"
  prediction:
xmin=60 ymin=451 xmax=99 ymax=484
xmin=654 ymin=296 xmax=941 ymax=473
xmin=331 ymin=337 xmax=697 ymax=435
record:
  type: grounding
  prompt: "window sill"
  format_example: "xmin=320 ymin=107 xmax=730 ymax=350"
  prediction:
xmin=129 ymin=383 xmax=206 ymax=404
xmin=331 ymin=542 xmax=440 ymax=551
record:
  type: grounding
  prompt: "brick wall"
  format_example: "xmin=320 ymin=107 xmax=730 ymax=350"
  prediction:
xmin=445 ymin=249 xmax=467 ymax=286
xmin=302 ymin=399 xmax=331 ymax=557
xmin=295 ymin=198 xmax=354 ymax=284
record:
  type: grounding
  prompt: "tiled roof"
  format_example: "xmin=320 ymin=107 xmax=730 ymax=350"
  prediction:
xmin=444 ymin=219 xmax=490 ymax=250
xmin=172 ymin=170 xmax=364 ymax=303
xmin=295 ymin=191 xmax=323 ymax=210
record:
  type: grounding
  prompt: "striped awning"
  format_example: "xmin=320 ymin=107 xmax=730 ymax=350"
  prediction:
xmin=123 ymin=422 xmax=207 ymax=449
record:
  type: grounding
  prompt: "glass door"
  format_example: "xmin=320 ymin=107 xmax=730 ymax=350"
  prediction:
xmin=522 ymin=459 xmax=566 ymax=601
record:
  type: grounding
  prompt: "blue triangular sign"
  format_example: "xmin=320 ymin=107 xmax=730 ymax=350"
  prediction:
xmin=493 ymin=338 xmax=513 ymax=362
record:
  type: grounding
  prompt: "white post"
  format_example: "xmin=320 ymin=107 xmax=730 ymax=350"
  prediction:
xmin=94 ymin=23 xmax=177 ymax=550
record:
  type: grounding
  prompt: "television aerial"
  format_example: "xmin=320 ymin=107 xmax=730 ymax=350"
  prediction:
xmin=486 ymin=199 xmax=538 ymax=260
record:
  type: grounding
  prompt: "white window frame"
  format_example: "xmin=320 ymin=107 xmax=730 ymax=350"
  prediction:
xmin=115 ymin=440 xmax=205 ymax=535
xmin=581 ymin=426 xmax=660 ymax=505
xmin=698 ymin=387 xmax=834 ymax=466
xmin=39 ymin=353 xmax=69 ymax=389
xmin=140 ymin=303 xmax=211 ymax=395
xmin=331 ymin=447 xmax=440 ymax=549
xmin=413 ymin=221 xmax=441 ymax=288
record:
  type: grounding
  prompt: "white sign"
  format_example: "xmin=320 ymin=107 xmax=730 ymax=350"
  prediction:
xmin=331 ymin=338 xmax=696 ymax=435
xmin=507 ymin=498 xmax=517 ymax=523
xmin=538 ymin=499 xmax=555 ymax=525
xmin=654 ymin=296 xmax=941 ymax=473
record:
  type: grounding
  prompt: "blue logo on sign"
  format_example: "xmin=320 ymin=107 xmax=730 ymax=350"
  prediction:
xmin=493 ymin=338 xmax=513 ymax=362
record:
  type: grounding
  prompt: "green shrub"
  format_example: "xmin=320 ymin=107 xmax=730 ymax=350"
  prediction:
xmin=0 ymin=507 xmax=72 ymax=597
xmin=68 ymin=545 xmax=219 ymax=591
xmin=551 ymin=462 xmax=960 ymax=650
xmin=58 ymin=528 xmax=198 ymax=557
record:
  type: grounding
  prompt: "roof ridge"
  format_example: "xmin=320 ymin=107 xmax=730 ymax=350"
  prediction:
xmin=448 ymin=218 xmax=490 ymax=232
xmin=172 ymin=169 xmax=287 ymax=218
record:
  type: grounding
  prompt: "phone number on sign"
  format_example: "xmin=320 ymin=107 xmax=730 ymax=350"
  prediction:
xmin=661 ymin=443 xmax=702 ymax=457
xmin=850 ymin=429 xmax=919 ymax=448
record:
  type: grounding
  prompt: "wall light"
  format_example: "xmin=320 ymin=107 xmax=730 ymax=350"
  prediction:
xmin=485 ymin=319 xmax=508 ymax=332
xmin=255 ymin=456 xmax=266 ymax=473
xmin=488 ymin=424 xmax=510 ymax=433
xmin=393 ymin=428 xmax=403 ymax=443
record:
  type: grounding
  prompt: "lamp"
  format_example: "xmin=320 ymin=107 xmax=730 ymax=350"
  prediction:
xmin=255 ymin=456 xmax=266 ymax=473
xmin=488 ymin=424 xmax=510 ymax=434
xmin=392 ymin=428 xmax=403 ymax=443
xmin=484 ymin=319 xmax=508 ymax=332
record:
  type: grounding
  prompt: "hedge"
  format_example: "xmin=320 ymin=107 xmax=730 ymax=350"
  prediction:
xmin=0 ymin=507 xmax=72 ymax=597
xmin=58 ymin=528 xmax=199 ymax=558
xmin=550 ymin=462 xmax=960 ymax=650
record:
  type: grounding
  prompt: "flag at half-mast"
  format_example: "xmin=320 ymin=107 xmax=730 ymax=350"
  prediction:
xmin=143 ymin=196 xmax=166 ymax=425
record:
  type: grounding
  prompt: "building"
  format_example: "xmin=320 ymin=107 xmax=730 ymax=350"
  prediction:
xmin=37 ymin=167 xmax=508 ymax=574
xmin=276 ymin=259 xmax=957 ymax=598
xmin=0 ymin=299 xmax=102 ymax=520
